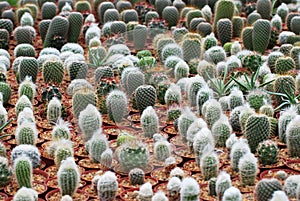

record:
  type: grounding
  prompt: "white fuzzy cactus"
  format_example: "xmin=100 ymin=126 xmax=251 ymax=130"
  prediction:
xmin=283 ymin=175 xmax=300 ymax=198
xmin=78 ymin=104 xmax=102 ymax=141
xmin=270 ymin=191 xmax=289 ymax=201
xmin=106 ymin=90 xmax=128 ymax=124
xmin=47 ymin=97 xmax=62 ymax=124
xmin=174 ymin=60 xmax=189 ymax=81
xmin=216 ymin=171 xmax=232 ymax=200
xmin=13 ymin=187 xmax=38 ymax=201
xmin=230 ymin=41 xmax=242 ymax=55
xmin=167 ymin=176 xmax=181 ymax=196
xmin=52 ymin=118 xmax=71 ymax=141
xmin=225 ymin=133 xmax=238 ymax=151
xmin=238 ymin=153 xmax=258 ymax=186
xmin=141 ymin=106 xmax=159 ymax=138
xmin=211 ymin=115 xmax=232 ymax=147
xmin=152 ymin=191 xmax=168 ymax=201
xmin=186 ymin=118 xmax=207 ymax=150
xmin=222 ymin=187 xmax=242 ymax=201
xmin=0 ymin=101 xmax=7 ymax=128
xmin=170 ymin=167 xmax=184 ymax=180
xmin=16 ymin=95 xmax=33 ymax=116
xmin=164 ymin=83 xmax=182 ymax=106
xmin=186 ymin=75 xmax=207 ymax=107
xmin=18 ymin=76 xmax=36 ymax=102
xmin=67 ymin=79 xmax=93 ymax=96
xmin=178 ymin=107 xmax=197 ymax=143
xmin=180 ymin=177 xmax=200 ymax=201
xmin=97 ymin=171 xmax=118 ymax=201
xmin=61 ymin=195 xmax=73 ymax=201
xmin=15 ymin=121 xmax=38 ymax=145
xmin=230 ymin=139 xmax=251 ymax=171
xmin=138 ymin=182 xmax=153 ymax=201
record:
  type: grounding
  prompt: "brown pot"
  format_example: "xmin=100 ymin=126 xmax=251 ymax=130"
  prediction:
xmin=45 ymin=177 xmax=86 ymax=190
xmin=118 ymin=176 xmax=158 ymax=189
xmin=285 ymin=160 xmax=300 ymax=172
xmin=33 ymin=169 xmax=50 ymax=183
xmin=119 ymin=188 xmax=140 ymax=201
xmin=45 ymin=189 xmax=89 ymax=201
xmin=0 ymin=192 xmax=8 ymax=201
xmin=260 ymin=168 xmax=300 ymax=180
xmin=5 ymin=181 xmax=47 ymax=196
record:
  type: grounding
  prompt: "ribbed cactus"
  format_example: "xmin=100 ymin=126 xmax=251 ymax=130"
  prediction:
xmin=178 ymin=107 xmax=197 ymax=143
xmin=257 ymin=140 xmax=278 ymax=166
xmin=88 ymin=133 xmax=108 ymax=163
xmin=242 ymin=27 xmax=253 ymax=51
xmin=228 ymin=87 xmax=243 ymax=110
xmin=18 ymin=76 xmax=35 ymax=102
xmin=0 ymin=156 xmax=11 ymax=188
xmin=0 ymin=29 xmax=9 ymax=50
xmin=180 ymin=177 xmax=200 ymax=201
xmin=200 ymin=147 xmax=219 ymax=181
xmin=68 ymin=60 xmax=88 ymax=81
xmin=72 ymin=88 xmax=97 ymax=118
xmin=187 ymin=75 xmax=206 ymax=107
xmin=255 ymin=179 xmax=283 ymax=201
xmin=204 ymin=46 xmax=226 ymax=65
xmin=100 ymin=148 xmax=113 ymax=169
xmin=0 ymin=102 xmax=7 ymax=129
xmin=54 ymin=142 xmax=74 ymax=167
xmin=129 ymin=168 xmax=145 ymax=185
xmin=121 ymin=9 xmax=138 ymax=23
xmin=97 ymin=2 xmax=114 ymax=24
xmin=182 ymin=37 xmax=201 ymax=62
xmin=283 ymin=175 xmax=300 ymax=198
xmin=232 ymin=16 xmax=244 ymax=38
xmin=222 ymin=187 xmax=242 ymax=201
xmin=154 ymin=140 xmax=172 ymax=162
xmin=16 ymin=121 xmax=37 ymax=145
xmin=140 ymin=106 xmax=159 ymax=138
xmin=134 ymin=85 xmax=156 ymax=113
xmin=208 ymin=177 xmax=217 ymax=196
xmin=211 ymin=116 xmax=232 ymax=147
xmin=14 ymin=156 xmax=32 ymax=188
xmin=13 ymin=187 xmax=38 ymax=201
xmin=275 ymin=56 xmax=295 ymax=75
xmin=47 ymin=97 xmax=62 ymax=124
xmin=16 ymin=95 xmax=32 ymax=117
xmin=230 ymin=139 xmax=251 ymax=172
xmin=42 ymin=58 xmax=64 ymax=85
xmin=204 ymin=99 xmax=222 ymax=128
xmin=106 ymin=90 xmax=127 ymax=123
xmin=138 ymin=182 xmax=153 ymax=201
xmin=162 ymin=6 xmax=179 ymax=28
xmin=186 ymin=118 xmax=207 ymax=151
xmin=13 ymin=26 xmax=36 ymax=45
xmin=247 ymin=90 xmax=266 ymax=111
xmin=252 ymin=19 xmax=271 ymax=54
xmin=78 ymin=104 xmax=101 ymax=142
xmin=213 ymin=0 xmax=235 ymax=33
xmin=103 ymin=8 xmax=119 ymax=23
xmin=161 ymin=44 xmax=183 ymax=63
xmin=118 ymin=140 xmax=149 ymax=173
xmin=52 ymin=118 xmax=71 ymax=141
xmin=39 ymin=19 xmax=51 ymax=43
xmin=238 ymin=153 xmax=257 ymax=186
xmin=245 ymin=114 xmax=270 ymax=153
xmin=97 ymin=171 xmax=118 ymax=200
xmin=286 ymin=115 xmax=300 ymax=157
xmin=193 ymin=128 xmax=215 ymax=165
xmin=133 ymin=25 xmax=147 ymax=51
xmin=41 ymin=2 xmax=57 ymax=20
xmin=239 ymin=107 xmax=255 ymax=132
xmin=217 ymin=18 xmax=232 ymax=46
xmin=278 ymin=107 xmax=297 ymax=143
xmin=174 ymin=60 xmax=189 ymax=81
xmin=18 ymin=57 xmax=38 ymax=83
xmin=216 ymin=171 xmax=232 ymax=201
xmin=257 ymin=0 xmax=271 ymax=19
xmin=58 ymin=157 xmax=80 ymax=196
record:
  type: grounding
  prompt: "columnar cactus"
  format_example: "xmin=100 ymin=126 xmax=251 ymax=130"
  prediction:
xmin=200 ymin=147 xmax=219 ymax=181
xmin=174 ymin=60 xmax=189 ymax=81
xmin=106 ymin=90 xmax=128 ymax=123
xmin=245 ymin=114 xmax=270 ymax=153
xmin=154 ymin=140 xmax=172 ymax=162
xmin=238 ymin=153 xmax=258 ymax=186
xmin=129 ymin=168 xmax=145 ymax=185
xmin=78 ymin=104 xmax=102 ymax=141
xmin=138 ymin=182 xmax=153 ymax=201
xmin=72 ymin=88 xmax=97 ymax=118
xmin=141 ymin=106 xmax=159 ymax=138
xmin=257 ymin=140 xmax=279 ymax=166
xmin=97 ymin=171 xmax=118 ymax=200
xmin=187 ymin=75 xmax=206 ymax=107
xmin=14 ymin=156 xmax=32 ymax=188
xmin=100 ymin=148 xmax=113 ymax=170
xmin=193 ymin=128 xmax=215 ymax=165
xmin=216 ymin=171 xmax=232 ymax=200
xmin=18 ymin=76 xmax=36 ymax=102
xmin=164 ymin=83 xmax=181 ymax=106
xmin=278 ymin=107 xmax=297 ymax=143
xmin=0 ymin=156 xmax=12 ymax=188
xmin=211 ymin=116 xmax=232 ymax=147
xmin=256 ymin=0 xmax=271 ymax=19
xmin=182 ymin=37 xmax=201 ymax=62
xmin=286 ymin=115 xmax=300 ymax=157
xmin=204 ymin=99 xmax=223 ymax=128
xmin=186 ymin=118 xmax=207 ymax=151
xmin=52 ymin=118 xmax=71 ymax=141
xmin=217 ymin=18 xmax=232 ymax=46
xmin=180 ymin=177 xmax=200 ymax=201
xmin=16 ymin=121 xmax=37 ymax=145
xmin=178 ymin=107 xmax=197 ymax=143
xmin=255 ymin=179 xmax=283 ymax=201
xmin=11 ymin=144 xmax=41 ymax=168
xmin=230 ymin=139 xmax=251 ymax=172
xmin=134 ymin=85 xmax=156 ymax=113
xmin=88 ymin=133 xmax=108 ymax=163
xmin=252 ymin=19 xmax=271 ymax=54
xmin=16 ymin=95 xmax=32 ymax=117
xmin=133 ymin=25 xmax=147 ymax=51
xmin=58 ymin=157 xmax=80 ymax=196
xmin=222 ymin=187 xmax=242 ymax=201
xmin=47 ymin=97 xmax=62 ymax=124
xmin=283 ymin=175 xmax=300 ymax=198
xmin=18 ymin=57 xmax=38 ymax=83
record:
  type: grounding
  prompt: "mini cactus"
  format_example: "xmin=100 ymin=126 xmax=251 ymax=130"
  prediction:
xmin=15 ymin=121 xmax=37 ymax=145
xmin=222 ymin=187 xmax=242 ymax=201
xmin=54 ymin=142 xmax=74 ymax=167
xmin=217 ymin=18 xmax=232 ymax=46
xmin=129 ymin=168 xmax=145 ymax=185
xmin=225 ymin=133 xmax=238 ymax=152
xmin=100 ymin=148 xmax=113 ymax=170
xmin=187 ymin=75 xmax=206 ymax=107
xmin=257 ymin=140 xmax=279 ymax=166
xmin=18 ymin=76 xmax=36 ymax=102
xmin=211 ymin=115 xmax=232 ymax=147
xmin=134 ymin=85 xmax=156 ymax=113
xmin=133 ymin=25 xmax=147 ymax=51
xmin=286 ymin=115 xmax=300 ymax=158
xmin=228 ymin=87 xmax=244 ymax=110
xmin=186 ymin=118 xmax=207 ymax=151
xmin=141 ymin=106 xmax=159 ymax=138
xmin=270 ymin=191 xmax=289 ymax=201
xmin=78 ymin=104 xmax=102 ymax=142
xmin=52 ymin=119 xmax=71 ymax=141
xmin=154 ymin=140 xmax=172 ymax=162
xmin=283 ymin=175 xmax=300 ymax=198
xmin=11 ymin=144 xmax=41 ymax=169
xmin=180 ymin=177 xmax=200 ymax=201
xmin=200 ymin=146 xmax=219 ymax=181
xmin=213 ymin=0 xmax=235 ymax=33
xmin=13 ymin=187 xmax=38 ymax=201
xmin=72 ymin=88 xmax=97 ymax=118
xmin=178 ymin=107 xmax=197 ymax=143
xmin=253 ymin=19 xmax=271 ymax=54
xmin=182 ymin=37 xmax=201 ymax=63
xmin=204 ymin=99 xmax=223 ymax=128
xmin=106 ymin=90 xmax=128 ymax=123
xmin=47 ymin=97 xmax=62 ymax=124
xmin=42 ymin=58 xmax=64 ymax=84
xmin=138 ymin=182 xmax=153 ymax=201
xmin=88 ymin=133 xmax=108 ymax=163
xmin=216 ymin=171 xmax=232 ymax=201
xmin=58 ymin=157 xmax=80 ymax=196
xmin=278 ymin=107 xmax=297 ymax=143
xmin=238 ymin=153 xmax=258 ymax=186
xmin=14 ymin=156 xmax=32 ymax=188
xmin=230 ymin=139 xmax=251 ymax=172
xmin=16 ymin=95 xmax=32 ymax=117
xmin=255 ymin=178 xmax=283 ymax=201
xmin=167 ymin=176 xmax=181 ymax=201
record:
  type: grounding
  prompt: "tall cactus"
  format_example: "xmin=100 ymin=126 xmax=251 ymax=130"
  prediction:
xmin=252 ymin=19 xmax=271 ymax=54
xmin=72 ymin=88 xmax=97 ymax=118
xmin=47 ymin=97 xmax=62 ymax=124
xmin=286 ymin=115 xmax=300 ymax=158
xmin=141 ymin=106 xmax=159 ymax=138
xmin=213 ymin=0 xmax=235 ymax=33
xmin=14 ymin=156 xmax=32 ymax=188
xmin=97 ymin=171 xmax=119 ymax=201
xmin=106 ymin=90 xmax=128 ymax=123
xmin=180 ymin=177 xmax=200 ymax=201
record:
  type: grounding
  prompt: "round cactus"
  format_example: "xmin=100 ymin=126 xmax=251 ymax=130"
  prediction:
xmin=129 ymin=168 xmax=145 ymax=186
xmin=106 ymin=90 xmax=128 ymax=123
xmin=138 ymin=182 xmax=153 ymax=201
xmin=88 ymin=133 xmax=108 ymax=163
xmin=255 ymin=178 xmax=283 ymax=201
xmin=180 ymin=177 xmax=200 ymax=201
xmin=257 ymin=140 xmax=279 ymax=166
xmin=134 ymin=85 xmax=156 ymax=113
xmin=222 ymin=187 xmax=242 ymax=201
xmin=154 ymin=140 xmax=172 ymax=162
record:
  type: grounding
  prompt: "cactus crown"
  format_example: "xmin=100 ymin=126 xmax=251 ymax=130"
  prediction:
xmin=152 ymin=191 xmax=168 ymax=201
xmin=13 ymin=187 xmax=38 ymax=201
xmin=180 ymin=177 xmax=200 ymax=197
xmin=139 ymin=182 xmax=153 ymax=198
xmin=167 ymin=176 xmax=181 ymax=191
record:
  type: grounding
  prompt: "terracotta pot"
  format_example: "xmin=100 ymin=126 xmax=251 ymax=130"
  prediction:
xmin=46 ymin=177 xmax=86 ymax=190
xmin=285 ymin=160 xmax=300 ymax=172
xmin=118 ymin=176 xmax=158 ymax=189
xmin=33 ymin=169 xmax=50 ymax=183
xmin=6 ymin=198 xmax=45 ymax=201
xmin=0 ymin=192 xmax=8 ymax=201
xmin=260 ymin=168 xmax=300 ymax=180
xmin=163 ymin=125 xmax=178 ymax=136
xmin=45 ymin=189 xmax=89 ymax=201
xmin=119 ymin=188 xmax=140 ymax=201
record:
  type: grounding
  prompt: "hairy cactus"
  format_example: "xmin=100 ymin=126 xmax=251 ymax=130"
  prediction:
xmin=72 ymin=88 xmax=97 ymax=118
xmin=187 ymin=75 xmax=206 ymax=107
xmin=14 ymin=156 xmax=32 ymax=188
xmin=47 ymin=97 xmax=62 ymax=124
xmin=230 ymin=139 xmax=251 ymax=172
xmin=141 ymin=106 xmax=159 ymax=138
xmin=52 ymin=119 xmax=71 ymax=141
xmin=16 ymin=95 xmax=32 ymax=117
xmin=182 ymin=37 xmax=201 ymax=62
xmin=193 ymin=128 xmax=215 ymax=165
xmin=278 ymin=107 xmax=297 ymax=143
xmin=274 ymin=75 xmax=295 ymax=106
xmin=283 ymin=175 xmax=300 ymax=198
xmin=257 ymin=140 xmax=278 ymax=166
xmin=118 ymin=140 xmax=149 ymax=173
xmin=200 ymin=146 xmax=219 ymax=181
xmin=138 ymin=182 xmax=153 ymax=201
xmin=174 ymin=60 xmax=189 ymax=81
xmin=245 ymin=114 xmax=270 ymax=153
xmin=88 ymin=133 xmax=108 ymax=163
xmin=270 ymin=191 xmax=289 ymax=201
xmin=97 ymin=171 xmax=118 ymax=201
xmin=13 ymin=187 xmax=38 ymax=201
xmin=129 ymin=168 xmax=145 ymax=185
xmin=253 ymin=19 xmax=271 ymax=54
xmin=255 ymin=178 xmax=283 ymax=201
xmin=238 ymin=153 xmax=258 ymax=186
xmin=13 ymin=26 xmax=36 ymax=45
xmin=58 ymin=157 xmax=80 ymax=196
xmin=216 ymin=171 xmax=232 ymax=200
xmin=134 ymin=85 xmax=156 ymax=113
xmin=0 ymin=156 xmax=11 ymax=188
xmin=15 ymin=121 xmax=37 ymax=145
xmin=211 ymin=116 xmax=232 ymax=147
xmin=11 ymin=145 xmax=40 ymax=169
xmin=286 ymin=115 xmax=300 ymax=157
xmin=180 ymin=177 xmax=200 ymax=201
xmin=166 ymin=176 xmax=181 ymax=200
xmin=41 ymin=2 xmax=57 ymax=20
xmin=106 ymin=90 xmax=127 ymax=123
xmin=228 ymin=87 xmax=243 ymax=110
xmin=154 ymin=140 xmax=172 ymax=162
xmin=100 ymin=148 xmax=113 ymax=169
xmin=178 ymin=107 xmax=197 ymax=143
xmin=18 ymin=77 xmax=35 ymax=102
xmin=186 ymin=118 xmax=207 ymax=151
xmin=54 ymin=142 xmax=74 ymax=167
xmin=222 ymin=187 xmax=242 ymax=201
xmin=204 ymin=99 xmax=222 ymax=128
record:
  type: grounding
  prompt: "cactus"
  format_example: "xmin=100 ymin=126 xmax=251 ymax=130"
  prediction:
xmin=95 ymin=66 xmax=113 ymax=83
xmin=52 ymin=119 xmax=71 ymax=141
xmin=273 ymin=75 xmax=295 ymax=106
xmin=186 ymin=118 xmax=207 ymax=151
xmin=118 ymin=140 xmax=149 ymax=173
xmin=178 ymin=107 xmax=197 ymax=143
xmin=97 ymin=2 xmax=114 ymax=24
xmin=134 ymin=85 xmax=156 ymax=113
xmin=216 ymin=171 xmax=232 ymax=201
xmin=222 ymin=187 xmax=242 ymax=201
xmin=58 ymin=157 xmax=80 ymax=196
xmin=230 ymin=139 xmax=251 ymax=172
xmin=88 ymin=133 xmax=108 ymax=163
xmin=106 ymin=90 xmax=127 ymax=123
xmin=0 ymin=156 xmax=12 ymax=188
xmin=174 ymin=60 xmax=189 ymax=81
xmin=162 ymin=6 xmax=179 ymax=28
xmin=41 ymin=2 xmax=57 ymax=20
xmin=0 ymin=102 xmax=7 ymax=129
xmin=166 ymin=176 xmax=181 ymax=201
xmin=283 ymin=175 xmax=300 ymax=198
xmin=204 ymin=99 xmax=222 ymax=128
xmin=16 ymin=95 xmax=33 ymax=117
xmin=278 ymin=106 xmax=297 ymax=143
xmin=72 ymin=88 xmax=97 ymax=118
xmin=200 ymin=146 xmax=219 ymax=181
xmin=18 ymin=77 xmax=35 ymax=102
xmin=247 ymin=90 xmax=266 ymax=111
xmin=154 ymin=140 xmax=171 ymax=162
xmin=242 ymin=27 xmax=253 ymax=51
xmin=193 ymin=128 xmax=215 ymax=165
xmin=238 ymin=153 xmax=258 ymax=186
xmin=18 ymin=57 xmax=38 ymax=83
xmin=121 ymin=9 xmax=138 ymax=23
xmin=257 ymin=140 xmax=278 ymax=166
xmin=20 ymin=12 xmax=33 ymax=26
xmin=103 ymin=8 xmax=119 ymax=23
xmin=217 ymin=18 xmax=232 ymax=46
xmin=204 ymin=46 xmax=226 ymax=65
xmin=97 ymin=171 xmax=119 ymax=200
xmin=47 ymin=97 xmax=62 ymax=124
xmin=68 ymin=60 xmax=88 ymax=81
xmin=270 ymin=191 xmax=289 ymax=201
xmin=252 ymin=19 xmax=271 ymax=54
xmin=286 ymin=115 xmax=300 ymax=157
xmin=13 ymin=26 xmax=36 ymax=45
xmin=228 ymin=87 xmax=243 ymax=110
xmin=182 ymin=37 xmax=201 ymax=62
xmin=239 ymin=106 xmax=255 ymax=132
xmin=161 ymin=44 xmax=183 ymax=63
xmin=232 ymin=16 xmax=244 ymax=38
xmin=167 ymin=106 xmax=181 ymax=121
xmin=180 ymin=177 xmax=200 ymax=201
xmin=39 ymin=19 xmax=51 ymax=43
xmin=275 ymin=56 xmax=295 ymax=75
xmin=14 ymin=44 xmax=36 ymax=58
xmin=211 ymin=116 xmax=232 ymax=147
xmin=15 ymin=121 xmax=37 ymax=146
xmin=242 ymin=53 xmax=262 ymax=72
xmin=129 ymin=168 xmax=145 ymax=185
xmin=132 ymin=24 xmax=147 ymax=51
xmin=276 ymin=3 xmax=288 ymax=23
xmin=100 ymin=148 xmax=113 ymax=169
xmin=245 ymin=114 xmax=270 ymax=152
xmin=78 ymin=104 xmax=102 ymax=142
xmin=14 ymin=156 xmax=32 ymax=188
xmin=121 ymin=67 xmax=144 ymax=96
xmin=55 ymin=142 xmax=74 ymax=167
xmin=140 ymin=106 xmax=159 ymax=138
xmin=11 ymin=145 xmax=40 ymax=169
xmin=13 ymin=187 xmax=38 ymax=201
xmin=138 ymin=182 xmax=153 ymax=201
xmin=213 ymin=0 xmax=234 ymax=33
xmin=255 ymin=179 xmax=283 ymax=201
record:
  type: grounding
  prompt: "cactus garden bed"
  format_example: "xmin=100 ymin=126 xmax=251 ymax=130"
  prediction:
xmin=2 ymin=0 xmax=300 ymax=201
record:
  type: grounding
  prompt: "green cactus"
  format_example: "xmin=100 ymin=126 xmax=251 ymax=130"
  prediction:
xmin=260 ymin=104 xmax=274 ymax=117
xmin=154 ymin=140 xmax=171 ymax=162
xmin=182 ymin=37 xmax=201 ymax=62
xmin=223 ymin=187 xmax=242 ymax=201
xmin=72 ymin=88 xmax=97 ymax=118
xmin=47 ymin=97 xmax=62 ymax=124
xmin=162 ymin=6 xmax=179 ymax=28
xmin=39 ymin=19 xmax=51 ymax=43
xmin=0 ymin=29 xmax=9 ymax=50
xmin=204 ymin=99 xmax=222 ymax=128
xmin=88 ymin=134 xmax=108 ymax=163
xmin=106 ymin=90 xmax=127 ymax=123
xmin=216 ymin=171 xmax=232 ymax=201
xmin=208 ymin=177 xmax=217 ymax=196
xmin=267 ymin=51 xmax=283 ymax=73
xmin=193 ymin=128 xmax=214 ymax=165
xmin=41 ymin=2 xmax=57 ymax=20
xmin=252 ymin=19 xmax=271 ymax=54
xmin=197 ymin=87 xmax=213 ymax=115
xmin=167 ymin=106 xmax=182 ymax=121
xmin=278 ymin=107 xmax=297 ymax=143
xmin=140 ymin=106 xmax=159 ymax=138
xmin=273 ymin=75 xmax=295 ymax=105
xmin=230 ymin=139 xmax=251 ymax=171
xmin=256 ymin=0 xmax=271 ymax=19
xmin=100 ymin=148 xmax=113 ymax=169
xmin=255 ymin=179 xmax=283 ymax=201
xmin=286 ymin=116 xmax=300 ymax=157
xmin=98 ymin=2 xmax=114 ymax=24
xmin=232 ymin=16 xmax=244 ymax=38
xmin=200 ymin=150 xmax=219 ymax=181
xmin=242 ymin=53 xmax=262 ymax=72
xmin=118 ymin=140 xmax=149 ymax=173
xmin=238 ymin=153 xmax=257 ymax=186
xmin=257 ymin=140 xmax=279 ymax=166
xmin=245 ymin=114 xmax=270 ymax=153
xmin=228 ymin=87 xmax=244 ymax=110
xmin=75 ymin=1 xmax=91 ymax=14
xmin=14 ymin=44 xmax=36 ymax=58
xmin=18 ymin=77 xmax=35 ymax=103
xmin=242 ymin=27 xmax=253 ymax=51
xmin=283 ymin=175 xmax=300 ymax=198
xmin=134 ymin=85 xmax=156 ymax=113
xmin=213 ymin=0 xmax=235 ymax=33
xmin=0 ymin=19 xmax=13 ymax=34
xmin=42 ymin=58 xmax=64 ymax=84
xmin=174 ymin=60 xmax=189 ymax=81
xmin=58 ymin=157 xmax=80 ymax=196
xmin=97 ymin=171 xmax=118 ymax=200
xmin=0 ymin=156 xmax=12 ymax=188
xmin=133 ymin=24 xmax=147 ymax=51
xmin=239 ymin=107 xmax=255 ymax=132
xmin=54 ymin=143 xmax=73 ymax=167
xmin=16 ymin=121 xmax=37 ymax=145
xmin=211 ymin=116 xmax=232 ymax=147
xmin=67 ymin=12 xmax=83 ymax=43
xmin=217 ymin=18 xmax=232 ymax=46
xmin=68 ymin=60 xmax=88 ymax=81
xmin=18 ymin=57 xmax=38 ymax=83
xmin=197 ymin=22 xmax=212 ymax=38
xmin=129 ymin=168 xmax=145 ymax=185
xmin=279 ymin=44 xmax=293 ymax=56
xmin=247 ymin=90 xmax=265 ymax=111
xmin=275 ymin=56 xmax=295 ymax=75
xmin=103 ymin=8 xmax=119 ymax=23
xmin=247 ymin=12 xmax=262 ymax=26
xmin=52 ymin=119 xmax=71 ymax=141
xmin=178 ymin=107 xmax=196 ymax=143
xmin=277 ymin=3 xmax=288 ymax=23
xmin=16 ymin=95 xmax=32 ymax=117
xmin=121 ymin=9 xmax=138 ymax=23
xmin=13 ymin=26 xmax=36 ymax=45
xmin=14 ymin=156 xmax=32 ymax=188
xmin=180 ymin=177 xmax=200 ymax=201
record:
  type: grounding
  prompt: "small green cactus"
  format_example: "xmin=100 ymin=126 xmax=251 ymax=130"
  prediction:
xmin=54 ymin=142 xmax=74 ymax=168
xmin=211 ymin=116 xmax=232 ymax=147
xmin=14 ymin=156 xmax=32 ymax=188
xmin=88 ymin=133 xmax=108 ymax=163
xmin=72 ymin=88 xmax=97 ymax=118
xmin=193 ymin=128 xmax=215 ymax=165
xmin=134 ymin=85 xmax=156 ymax=113
xmin=286 ymin=115 xmax=300 ymax=158
xmin=106 ymin=90 xmax=128 ymax=123
xmin=42 ymin=58 xmax=64 ymax=84
xmin=100 ymin=148 xmax=113 ymax=169
xmin=16 ymin=95 xmax=33 ymax=117
xmin=129 ymin=168 xmax=145 ymax=185
xmin=257 ymin=140 xmax=279 ymax=166
xmin=47 ymin=97 xmax=62 ymax=124
xmin=238 ymin=153 xmax=258 ymax=186
xmin=200 ymin=147 xmax=219 ymax=181
xmin=216 ymin=171 xmax=232 ymax=201
xmin=141 ymin=106 xmax=159 ymax=138
xmin=252 ymin=19 xmax=271 ymax=54
xmin=278 ymin=107 xmax=297 ymax=143
xmin=16 ymin=121 xmax=37 ymax=145
xmin=204 ymin=99 xmax=222 ymax=128
xmin=178 ymin=107 xmax=197 ymax=143
xmin=230 ymin=139 xmax=251 ymax=172
xmin=180 ymin=177 xmax=200 ymax=201
xmin=255 ymin=178 xmax=283 ymax=201
xmin=154 ymin=140 xmax=172 ymax=162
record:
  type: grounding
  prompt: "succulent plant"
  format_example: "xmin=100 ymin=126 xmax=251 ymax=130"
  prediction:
xmin=283 ymin=175 xmax=300 ymax=198
xmin=141 ymin=106 xmax=159 ymax=138
xmin=211 ymin=115 xmax=232 ymax=147
xmin=178 ymin=107 xmax=197 ymax=143
xmin=154 ymin=140 xmax=172 ymax=162
xmin=204 ymin=99 xmax=223 ymax=128
xmin=13 ymin=187 xmax=38 ymax=201
xmin=18 ymin=76 xmax=36 ymax=102
xmin=54 ymin=142 xmax=74 ymax=168
xmin=255 ymin=178 xmax=283 ymax=201
xmin=129 ymin=168 xmax=145 ymax=186
xmin=238 ymin=153 xmax=258 ymax=186
xmin=100 ymin=148 xmax=113 ymax=170
xmin=270 ymin=191 xmax=289 ymax=201
xmin=180 ymin=177 xmax=200 ymax=201
xmin=257 ymin=140 xmax=279 ymax=166
xmin=16 ymin=95 xmax=32 ymax=117
xmin=72 ymin=88 xmax=97 ymax=118
xmin=286 ymin=115 xmax=300 ymax=158
xmin=14 ymin=155 xmax=32 ymax=188
xmin=106 ymin=90 xmax=128 ymax=123
xmin=138 ymin=182 xmax=153 ymax=201
xmin=0 ymin=156 xmax=11 ymax=188
xmin=216 ymin=171 xmax=232 ymax=201
xmin=134 ymin=85 xmax=156 ymax=113
xmin=278 ymin=107 xmax=297 ymax=143
xmin=200 ymin=146 xmax=219 ymax=181
xmin=15 ymin=121 xmax=37 ymax=146
xmin=88 ymin=133 xmax=109 ymax=163
xmin=47 ymin=97 xmax=62 ymax=124
xmin=222 ymin=187 xmax=242 ymax=201
xmin=230 ymin=139 xmax=251 ymax=172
